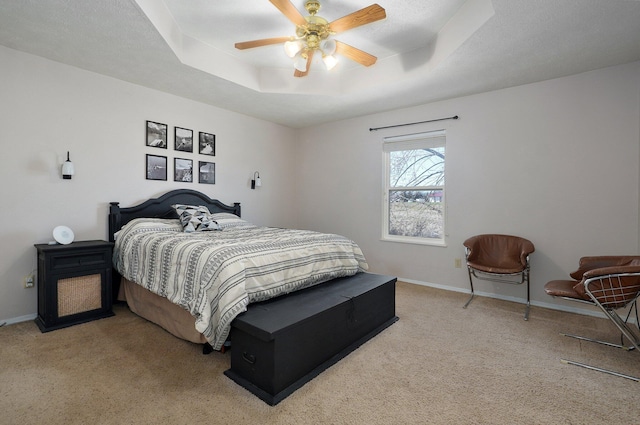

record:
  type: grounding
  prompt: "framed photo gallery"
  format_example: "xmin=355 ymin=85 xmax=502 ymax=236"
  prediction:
xmin=145 ymin=120 xmax=215 ymax=184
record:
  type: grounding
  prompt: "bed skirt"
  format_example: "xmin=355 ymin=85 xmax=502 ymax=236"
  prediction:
xmin=118 ymin=278 xmax=207 ymax=344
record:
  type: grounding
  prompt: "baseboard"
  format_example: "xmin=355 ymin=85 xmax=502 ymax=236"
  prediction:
xmin=397 ymin=277 xmax=627 ymax=322
xmin=0 ymin=313 xmax=37 ymax=327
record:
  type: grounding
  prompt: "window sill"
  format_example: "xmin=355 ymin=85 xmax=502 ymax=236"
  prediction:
xmin=381 ymin=235 xmax=447 ymax=247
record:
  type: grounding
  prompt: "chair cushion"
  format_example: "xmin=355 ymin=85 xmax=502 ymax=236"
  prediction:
xmin=544 ymin=279 xmax=590 ymax=301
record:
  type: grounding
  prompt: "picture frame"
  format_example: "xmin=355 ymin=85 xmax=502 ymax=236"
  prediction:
xmin=199 ymin=132 xmax=216 ymax=156
xmin=146 ymin=120 xmax=167 ymax=148
xmin=174 ymin=158 xmax=193 ymax=182
xmin=174 ymin=127 xmax=193 ymax=152
xmin=198 ymin=161 xmax=215 ymax=184
xmin=146 ymin=154 xmax=167 ymax=181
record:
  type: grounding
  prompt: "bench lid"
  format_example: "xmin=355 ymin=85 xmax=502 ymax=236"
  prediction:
xmin=232 ymin=273 xmax=396 ymax=342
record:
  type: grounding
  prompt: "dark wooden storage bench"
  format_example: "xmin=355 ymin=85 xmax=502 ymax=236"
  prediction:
xmin=224 ymin=272 xmax=398 ymax=405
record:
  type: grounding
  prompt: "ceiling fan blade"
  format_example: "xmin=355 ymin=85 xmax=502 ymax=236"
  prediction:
xmin=269 ymin=0 xmax=307 ymax=27
xmin=329 ymin=4 xmax=386 ymax=34
xmin=235 ymin=36 xmax=291 ymax=50
xmin=294 ymin=50 xmax=315 ymax=77
xmin=335 ymin=41 xmax=377 ymax=66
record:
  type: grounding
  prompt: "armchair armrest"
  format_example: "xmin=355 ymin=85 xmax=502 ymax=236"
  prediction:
xmin=569 ymin=256 xmax=640 ymax=280
xmin=581 ymin=265 xmax=640 ymax=280
xmin=573 ymin=265 xmax=640 ymax=306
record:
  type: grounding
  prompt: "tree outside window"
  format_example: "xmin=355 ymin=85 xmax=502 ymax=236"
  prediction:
xmin=383 ymin=131 xmax=445 ymax=245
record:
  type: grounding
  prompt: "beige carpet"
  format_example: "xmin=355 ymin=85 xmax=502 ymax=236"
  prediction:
xmin=1 ymin=282 xmax=639 ymax=424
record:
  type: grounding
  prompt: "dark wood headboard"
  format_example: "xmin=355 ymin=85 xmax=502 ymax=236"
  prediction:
xmin=108 ymin=189 xmax=241 ymax=242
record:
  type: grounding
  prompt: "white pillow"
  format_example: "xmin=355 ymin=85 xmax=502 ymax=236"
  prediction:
xmin=114 ymin=218 xmax=182 ymax=240
xmin=210 ymin=212 xmax=256 ymax=230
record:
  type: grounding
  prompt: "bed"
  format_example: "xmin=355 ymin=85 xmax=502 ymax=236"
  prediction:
xmin=108 ymin=189 xmax=369 ymax=352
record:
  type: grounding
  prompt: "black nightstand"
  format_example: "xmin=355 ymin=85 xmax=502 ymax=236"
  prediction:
xmin=34 ymin=240 xmax=114 ymax=332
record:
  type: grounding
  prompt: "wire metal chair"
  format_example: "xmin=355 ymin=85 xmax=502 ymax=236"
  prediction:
xmin=545 ymin=260 xmax=640 ymax=381
xmin=463 ymin=234 xmax=535 ymax=320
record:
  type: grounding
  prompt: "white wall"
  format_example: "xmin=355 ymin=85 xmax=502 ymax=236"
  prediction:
xmin=295 ymin=61 xmax=640 ymax=314
xmin=0 ymin=46 xmax=297 ymax=323
xmin=2 ymin=42 xmax=639 ymax=324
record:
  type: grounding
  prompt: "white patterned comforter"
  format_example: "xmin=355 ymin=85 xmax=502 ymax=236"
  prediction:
xmin=113 ymin=218 xmax=368 ymax=350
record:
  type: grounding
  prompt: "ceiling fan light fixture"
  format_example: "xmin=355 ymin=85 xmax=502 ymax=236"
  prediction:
xmin=284 ymin=39 xmax=303 ymax=58
xmin=320 ymin=39 xmax=336 ymax=56
xmin=322 ymin=54 xmax=337 ymax=70
xmin=294 ymin=54 xmax=308 ymax=72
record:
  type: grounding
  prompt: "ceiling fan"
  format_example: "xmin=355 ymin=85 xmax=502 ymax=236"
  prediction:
xmin=235 ymin=0 xmax=386 ymax=77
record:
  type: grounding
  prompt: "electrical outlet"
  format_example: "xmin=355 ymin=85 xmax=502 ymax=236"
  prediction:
xmin=24 ymin=274 xmax=35 ymax=288
xmin=454 ymin=258 xmax=462 ymax=268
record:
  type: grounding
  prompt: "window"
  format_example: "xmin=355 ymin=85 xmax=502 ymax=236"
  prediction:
xmin=383 ymin=130 xmax=446 ymax=245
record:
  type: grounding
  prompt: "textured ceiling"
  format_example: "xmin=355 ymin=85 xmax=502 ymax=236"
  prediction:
xmin=1 ymin=0 xmax=639 ymax=128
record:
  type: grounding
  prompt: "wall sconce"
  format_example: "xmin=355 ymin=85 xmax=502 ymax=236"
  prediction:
xmin=251 ymin=171 xmax=262 ymax=189
xmin=61 ymin=151 xmax=74 ymax=180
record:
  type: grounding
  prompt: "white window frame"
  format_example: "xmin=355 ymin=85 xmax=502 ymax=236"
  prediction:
xmin=382 ymin=130 xmax=446 ymax=247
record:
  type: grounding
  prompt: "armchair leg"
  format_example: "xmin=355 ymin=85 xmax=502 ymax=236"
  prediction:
xmin=464 ymin=265 xmax=531 ymax=320
xmin=523 ymin=272 xmax=530 ymax=321
xmin=602 ymin=302 xmax=640 ymax=351
xmin=559 ymin=301 xmax=640 ymax=351
xmin=463 ymin=267 xmax=475 ymax=309
xmin=463 ymin=293 xmax=475 ymax=309
xmin=560 ymin=333 xmax=636 ymax=351
xmin=560 ymin=359 xmax=639 ymax=382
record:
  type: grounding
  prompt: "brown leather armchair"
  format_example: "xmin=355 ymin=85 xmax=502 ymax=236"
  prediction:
xmin=544 ymin=256 xmax=640 ymax=380
xmin=463 ymin=234 xmax=535 ymax=320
